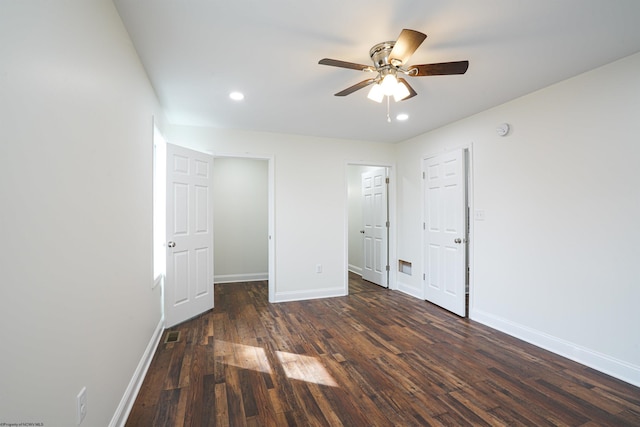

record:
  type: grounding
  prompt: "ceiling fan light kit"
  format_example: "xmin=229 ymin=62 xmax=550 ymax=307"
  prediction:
xmin=381 ymin=72 xmax=399 ymax=95
xmin=367 ymin=70 xmax=411 ymax=103
xmin=367 ymin=83 xmax=385 ymax=102
xmin=392 ymin=80 xmax=411 ymax=102
xmin=319 ymin=28 xmax=469 ymax=112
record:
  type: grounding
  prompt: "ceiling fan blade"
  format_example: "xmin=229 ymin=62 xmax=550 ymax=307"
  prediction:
xmin=411 ymin=60 xmax=469 ymax=76
xmin=319 ymin=58 xmax=373 ymax=71
xmin=334 ymin=78 xmax=376 ymax=96
xmin=397 ymin=78 xmax=417 ymax=100
xmin=389 ymin=29 xmax=427 ymax=64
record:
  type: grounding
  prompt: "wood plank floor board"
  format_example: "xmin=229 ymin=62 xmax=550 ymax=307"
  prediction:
xmin=214 ymin=382 xmax=229 ymax=427
xmin=320 ymin=357 xmax=401 ymax=426
xmin=541 ymin=369 xmax=635 ymax=416
xmin=223 ymin=367 xmax=247 ymax=427
xmin=618 ymin=408 xmax=640 ymax=426
xmin=472 ymin=379 xmax=556 ymax=427
xmin=487 ymin=366 xmax=592 ymax=425
xmin=200 ymin=374 xmax=217 ymax=427
xmin=126 ymin=274 xmax=640 ymax=426
xmin=316 ymin=379 xmax=374 ymax=427
xmin=152 ymin=388 xmax=181 ymax=427
xmin=434 ymin=392 xmax=494 ymax=427
xmin=532 ymin=376 xmax=631 ymax=426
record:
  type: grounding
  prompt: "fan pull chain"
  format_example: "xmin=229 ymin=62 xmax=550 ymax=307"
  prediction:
xmin=386 ymin=95 xmax=391 ymax=123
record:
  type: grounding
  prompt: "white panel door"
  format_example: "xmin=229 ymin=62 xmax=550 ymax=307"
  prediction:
xmin=423 ymin=149 xmax=467 ymax=316
xmin=165 ymin=144 xmax=214 ymax=327
xmin=362 ymin=167 xmax=388 ymax=287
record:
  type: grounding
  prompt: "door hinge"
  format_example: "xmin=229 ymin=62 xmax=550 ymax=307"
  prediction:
xmin=423 ymin=222 xmax=426 ymax=230
xmin=385 ymin=177 xmax=390 ymax=184
xmin=386 ymin=221 xmax=390 ymax=228
xmin=386 ymin=265 xmax=390 ymax=272
xmin=423 ymin=273 xmax=426 ymax=280
xmin=422 ymin=171 xmax=425 ymax=179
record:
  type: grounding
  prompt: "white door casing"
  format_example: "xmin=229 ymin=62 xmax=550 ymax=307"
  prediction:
xmin=165 ymin=144 xmax=214 ymax=327
xmin=362 ymin=167 xmax=388 ymax=287
xmin=423 ymin=148 xmax=467 ymax=316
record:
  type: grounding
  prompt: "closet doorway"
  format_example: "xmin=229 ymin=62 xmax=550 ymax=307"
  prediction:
xmin=347 ymin=164 xmax=391 ymax=292
xmin=212 ymin=156 xmax=274 ymax=300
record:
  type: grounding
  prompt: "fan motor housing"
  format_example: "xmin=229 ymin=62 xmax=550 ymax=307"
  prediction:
xmin=369 ymin=41 xmax=396 ymax=68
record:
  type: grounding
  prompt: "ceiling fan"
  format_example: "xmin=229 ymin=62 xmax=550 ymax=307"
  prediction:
xmin=319 ymin=29 xmax=469 ymax=103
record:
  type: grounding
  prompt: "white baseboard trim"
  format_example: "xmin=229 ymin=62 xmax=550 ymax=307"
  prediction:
xmin=471 ymin=308 xmax=640 ymax=388
xmin=214 ymin=272 xmax=268 ymax=283
xmin=397 ymin=280 xmax=423 ymax=299
xmin=348 ymin=265 xmax=363 ymax=275
xmin=109 ymin=316 xmax=165 ymax=427
xmin=274 ymin=286 xmax=346 ymax=303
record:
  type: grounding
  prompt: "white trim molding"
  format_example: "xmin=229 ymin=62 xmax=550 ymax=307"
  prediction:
xmin=109 ymin=317 xmax=165 ymax=427
xmin=471 ymin=309 xmax=640 ymax=388
xmin=397 ymin=280 xmax=424 ymax=300
xmin=214 ymin=273 xmax=269 ymax=283
xmin=274 ymin=286 xmax=345 ymax=303
xmin=348 ymin=265 xmax=363 ymax=275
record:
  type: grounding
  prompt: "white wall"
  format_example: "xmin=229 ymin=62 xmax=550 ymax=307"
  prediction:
xmin=165 ymin=126 xmax=395 ymax=301
xmin=213 ymin=157 xmax=269 ymax=282
xmin=0 ymin=2 xmax=163 ymax=425
xmin=395 ymin=52 xmax=640 ymax=386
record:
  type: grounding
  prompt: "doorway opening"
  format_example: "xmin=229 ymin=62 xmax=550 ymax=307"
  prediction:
xmin=347 ymin=163 xmax=392 ymax=294
xmin=212 ymin=155 xmax=275 ymax=302
xmin=158 ymin=145 xmax=275 ymax=327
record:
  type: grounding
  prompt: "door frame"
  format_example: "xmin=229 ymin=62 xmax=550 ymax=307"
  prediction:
xmin=345 ymin=161 xmax=396 ymax=294
xmin=421 ymin=144 xmax=474 ymax=316
xmin=213 ymin=153 xmax=276 ymax=302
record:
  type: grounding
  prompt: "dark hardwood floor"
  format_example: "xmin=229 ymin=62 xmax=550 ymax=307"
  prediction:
xmin=126 ymin=273 xmax=640 ymax=426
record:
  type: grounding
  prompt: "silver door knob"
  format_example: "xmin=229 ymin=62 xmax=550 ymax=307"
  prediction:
xmin=168 ymin=241 xmax=176 ymax=248
xmin=454 ymin=238 xmax=462 ymax=244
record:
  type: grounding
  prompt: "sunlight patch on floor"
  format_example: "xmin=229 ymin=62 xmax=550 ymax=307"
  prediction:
xmin=216 ymin=340 xmax=272 ymax=374
xmin=276 ymin=351 xmax=339 ymax=387
xmin=215 ymin=340 xmax=339 ymax=387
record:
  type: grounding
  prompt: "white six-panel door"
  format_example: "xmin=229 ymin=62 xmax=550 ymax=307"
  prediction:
xmin=165 ymin=144 xmax=214 ymax=327
xmin=423 ymin=149 xmax=467 ymax=316
xmin=362 ymin=167 xmax=388 ymax=287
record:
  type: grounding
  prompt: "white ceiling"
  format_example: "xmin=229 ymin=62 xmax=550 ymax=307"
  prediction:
xmin=114 ymin=0 xmax=640 ymax=143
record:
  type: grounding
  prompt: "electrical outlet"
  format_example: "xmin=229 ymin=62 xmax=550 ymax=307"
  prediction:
xmin=474 ymin=210 xmax=486 ymax=221
xmin=77 ymin=387 xmax=87 ymax=425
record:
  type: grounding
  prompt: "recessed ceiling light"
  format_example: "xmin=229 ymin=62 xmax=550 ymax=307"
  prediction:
xmin=396 ymin=113 xmax=409 ymax=121
xmin=229 ymin=91 xmax=244 ymax=101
